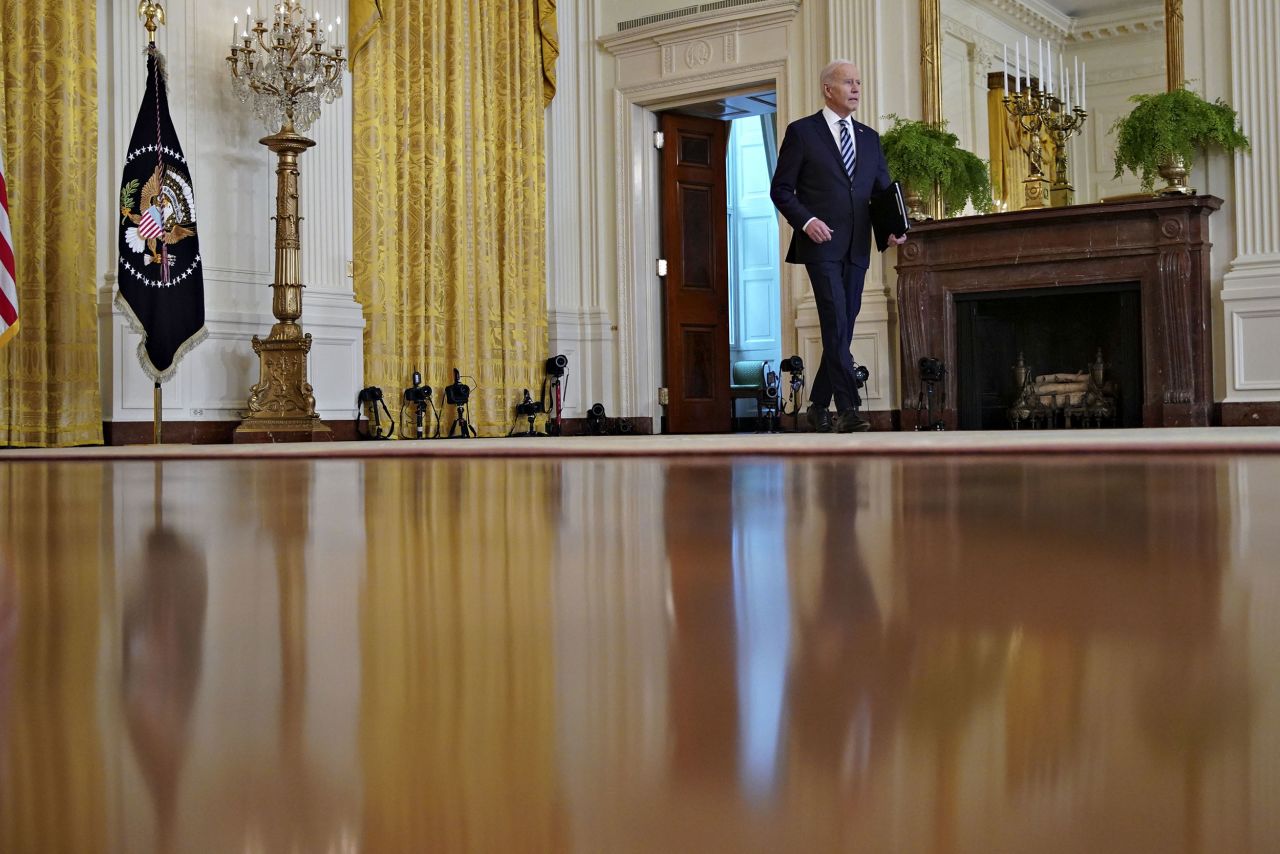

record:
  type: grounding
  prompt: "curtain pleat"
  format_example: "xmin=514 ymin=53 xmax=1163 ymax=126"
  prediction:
xmin=353 ymin=1 xmax=549 ymax=433
xmin=0 ymin=2 xmax=103 ymax=447
xmin=539 ymin=0 xmax=559 ymax=107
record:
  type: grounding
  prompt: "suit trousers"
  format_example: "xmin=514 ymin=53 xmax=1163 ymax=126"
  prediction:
xmin=804 ymin=259 xmax=867 ymax=412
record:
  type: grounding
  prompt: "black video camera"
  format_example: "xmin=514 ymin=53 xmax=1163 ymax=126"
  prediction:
xmin=444 ymin=369 xmax=470 ymax=406
xmin=356 ymin=385 xmax=394 ymax=439
xmin=586 ymin=402 xmax=607 ymax=434
xmin=763 ymin=367 xmax=781 ymax=400
xmin=919 ymin=357 xmax=946 ymax=383
xmin=545 ymin=354 xmax=568 ymax=377
xmin=403 ymin=370 xmax=432 ymax=404
xmin=853 ymin=363 xmax=871 ymax=388
xmin=780 ymin=355 xmax=804 ymax=374
xmin=516 ymin=389 xmax=544 ymax=417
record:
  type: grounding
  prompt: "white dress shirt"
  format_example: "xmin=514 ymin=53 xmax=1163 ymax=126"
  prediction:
xmin=802 ymin=108 xmax=858 ymax=233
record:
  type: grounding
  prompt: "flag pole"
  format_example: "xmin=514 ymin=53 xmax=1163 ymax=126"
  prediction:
xmin=141 ymin=3 xmax=166 ymax=445
xmin=154 ymin=382 xmax=163 ymax=444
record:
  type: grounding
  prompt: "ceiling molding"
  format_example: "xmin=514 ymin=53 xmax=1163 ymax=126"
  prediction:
xmin=1069 ymin=5 xmax=1165 ymax=42
xmin=975 ymin=0 xmax=1072 ymax=40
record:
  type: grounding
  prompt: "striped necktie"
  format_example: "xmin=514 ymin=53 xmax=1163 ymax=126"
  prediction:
xmin=838 ymin=118 xmax=856 ymax=180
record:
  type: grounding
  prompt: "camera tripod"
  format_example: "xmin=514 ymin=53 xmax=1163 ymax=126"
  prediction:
xmin=447 ymin=402 xmax=477 ymax=438
xmin=515 ymin=412 xmax=542 ymax=437
xmin=545 ymin=375 xmax=563 ymax=436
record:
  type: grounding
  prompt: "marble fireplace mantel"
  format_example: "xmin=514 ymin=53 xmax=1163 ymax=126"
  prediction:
xmin=896 ymin=196 xmax=1222 ymax=430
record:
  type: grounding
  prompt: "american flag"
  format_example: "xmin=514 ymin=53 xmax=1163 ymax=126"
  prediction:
xmin=0 ymin=144 xmax=16 ymax=347
xmin=136 ymin=204 xmax=166 ymax=240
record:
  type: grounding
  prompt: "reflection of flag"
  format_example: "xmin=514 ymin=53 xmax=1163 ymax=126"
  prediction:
xmin=115 ymin=46 xmax=205 ymax=382
xmin=0 ymin=144 xmax=17 ymax=348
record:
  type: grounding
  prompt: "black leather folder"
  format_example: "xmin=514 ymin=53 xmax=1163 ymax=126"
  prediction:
xmin=870 ymin=181 xmax=910 ymax=251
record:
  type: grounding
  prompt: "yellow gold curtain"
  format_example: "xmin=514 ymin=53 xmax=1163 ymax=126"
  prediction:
xmin=353 ymin=2 xmax=549 ymax=433
xmin=0 ymin=464 xmax=108 ymax=852
xmin=539 ymin=0 xmax=559 ymax=107
xmin=347 ymin=0 xmax=382 ymax=68
xmin=360 ymin=460 xmax=560 ymax=851
xmin=0 ymin=2 xmax=103 ymax=447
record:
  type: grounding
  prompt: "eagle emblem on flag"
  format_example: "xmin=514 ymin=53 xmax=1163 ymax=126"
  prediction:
xmin=120 ymin=164 xmax=197 ymax=278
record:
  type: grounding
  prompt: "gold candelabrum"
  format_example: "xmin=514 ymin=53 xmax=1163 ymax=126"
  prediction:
xmin=226 ymin=0 xmax=345 ymax=442
xmin=1043 ymin=98 xmax=1088 ymax=208
xmin=1002 ymin=81 xmax=1087 ymax=210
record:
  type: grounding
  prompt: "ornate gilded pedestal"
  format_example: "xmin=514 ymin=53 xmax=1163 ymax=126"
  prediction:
xmin=235 ymin=127 xmax=330 ymax=442
xmin=226 ymin=0 xmax=345 ymax=443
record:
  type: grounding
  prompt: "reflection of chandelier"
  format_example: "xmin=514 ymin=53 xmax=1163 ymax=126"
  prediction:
xmin=227 ymin=0 xmax=345 ymax=133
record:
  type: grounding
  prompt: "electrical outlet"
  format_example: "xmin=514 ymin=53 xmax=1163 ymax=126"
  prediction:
xmin=658 ymin=387 xmax=669 ymax=406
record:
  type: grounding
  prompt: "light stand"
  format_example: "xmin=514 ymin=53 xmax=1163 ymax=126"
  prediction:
xmin=916 ymin=357 xmax=947 ymax=431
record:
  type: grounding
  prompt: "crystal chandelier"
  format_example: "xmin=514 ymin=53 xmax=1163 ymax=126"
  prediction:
xmin=227 ymin=0 xmax=345 ymax=133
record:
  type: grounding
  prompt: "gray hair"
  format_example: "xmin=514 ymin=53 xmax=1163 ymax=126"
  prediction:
xmin=820 ymin=60 xmax=857 ymax=87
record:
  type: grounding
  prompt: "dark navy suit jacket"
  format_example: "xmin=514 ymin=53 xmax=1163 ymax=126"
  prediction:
xmin=770 ymin=110 xmax=892 ymax=269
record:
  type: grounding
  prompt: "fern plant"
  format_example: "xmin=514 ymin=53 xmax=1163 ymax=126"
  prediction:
xmin=1110 ymin=88 xmax=1250 ymax=191
xmin=880 ymin=115 xmax=992 ymax=216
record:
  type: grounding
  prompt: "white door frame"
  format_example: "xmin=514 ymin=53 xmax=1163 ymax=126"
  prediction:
xmin=599 ymin=1 xmax=805 ymax=424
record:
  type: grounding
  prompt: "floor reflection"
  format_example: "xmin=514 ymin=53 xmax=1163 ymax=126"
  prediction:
xmin=0 ymin=453 xmax=1275 ymax=853
xmin=122 ymin=527 xmax=207 ymax=854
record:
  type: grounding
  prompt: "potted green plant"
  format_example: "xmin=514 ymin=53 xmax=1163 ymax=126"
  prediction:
xmin=880 ymin=115 xmax=992 ymax=220
xmin=1110 ymin=88 xmax=1250 ymax=195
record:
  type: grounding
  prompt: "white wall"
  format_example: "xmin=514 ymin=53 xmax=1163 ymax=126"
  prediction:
xmin=96 ymin=0 xmax=363 ymax=427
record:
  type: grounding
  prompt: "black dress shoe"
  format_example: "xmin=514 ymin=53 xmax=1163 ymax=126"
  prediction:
xmin=806 ymin=404 xmax=833 ymax=433
xmin=835 ymin=409 xmax=872 ymax=433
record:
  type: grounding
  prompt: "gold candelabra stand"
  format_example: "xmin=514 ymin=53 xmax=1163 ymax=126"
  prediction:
xmin=226 ymin=0 xmax=345 ymax=442
xmin=1002 ymin=83 xmax=1051 ymax=209
xmin=1043 ymin=98 xmax=1088 ymax=207
xmin=1003 ymin=80 xmax=1088 ymax=210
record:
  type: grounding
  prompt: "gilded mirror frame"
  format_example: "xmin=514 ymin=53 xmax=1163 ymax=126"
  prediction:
xmin=920 ymin=0 xmax=1185 ymax=121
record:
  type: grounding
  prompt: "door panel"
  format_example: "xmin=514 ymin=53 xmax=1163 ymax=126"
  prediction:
xmin=662 ymin=113 xmax=730 ymax=434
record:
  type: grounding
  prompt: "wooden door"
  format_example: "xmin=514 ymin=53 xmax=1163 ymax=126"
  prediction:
xmin=661 ymin=113 xmax=730 ymax=434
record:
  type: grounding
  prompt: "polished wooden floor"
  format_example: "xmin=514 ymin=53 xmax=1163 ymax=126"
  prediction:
xmin=1 ymin=452 xmax=1278 ymax=853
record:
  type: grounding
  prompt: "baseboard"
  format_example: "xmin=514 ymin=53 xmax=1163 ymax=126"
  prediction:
xmin=1219 ymin=402 xmax=1280 ymax=427
xmin=105 ymin=419 xmax=359 ymax=445
xmin=555 ymin=416 xmax=654 ymax=436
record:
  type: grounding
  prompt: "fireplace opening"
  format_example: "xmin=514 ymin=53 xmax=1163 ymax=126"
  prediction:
xmin=955 ymin=283 xmax=1143 ymax=429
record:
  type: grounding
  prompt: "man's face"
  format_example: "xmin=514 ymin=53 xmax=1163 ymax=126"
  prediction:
xmin=823 ymin=64 xmax=861 ymax=117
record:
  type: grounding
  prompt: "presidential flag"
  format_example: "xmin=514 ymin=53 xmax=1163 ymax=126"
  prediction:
xmin=0 ymin=144 xmax=16 ymax=348
xmin=116 ymin=46 xmax=205 ymax=381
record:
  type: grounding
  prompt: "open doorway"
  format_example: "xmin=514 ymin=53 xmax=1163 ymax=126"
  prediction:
xmin=661 ymin=92 xmax=780 ymax=434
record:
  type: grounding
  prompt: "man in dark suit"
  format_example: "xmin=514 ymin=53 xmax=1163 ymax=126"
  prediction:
xmin=770 ymin=60 xmax=906 ymax=433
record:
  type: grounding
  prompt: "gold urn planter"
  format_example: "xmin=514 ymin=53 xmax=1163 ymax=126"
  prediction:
xmin=1157 ymin=153 xmax=1195 ymax=196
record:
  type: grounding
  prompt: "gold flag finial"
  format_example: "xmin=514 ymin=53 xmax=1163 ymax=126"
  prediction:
xmin=138 ymin=1 xmax=166 ymax=44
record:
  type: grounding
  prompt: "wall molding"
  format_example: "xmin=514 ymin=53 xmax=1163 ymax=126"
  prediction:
xmin=599 ymin=0 xmax=804 ymax=423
